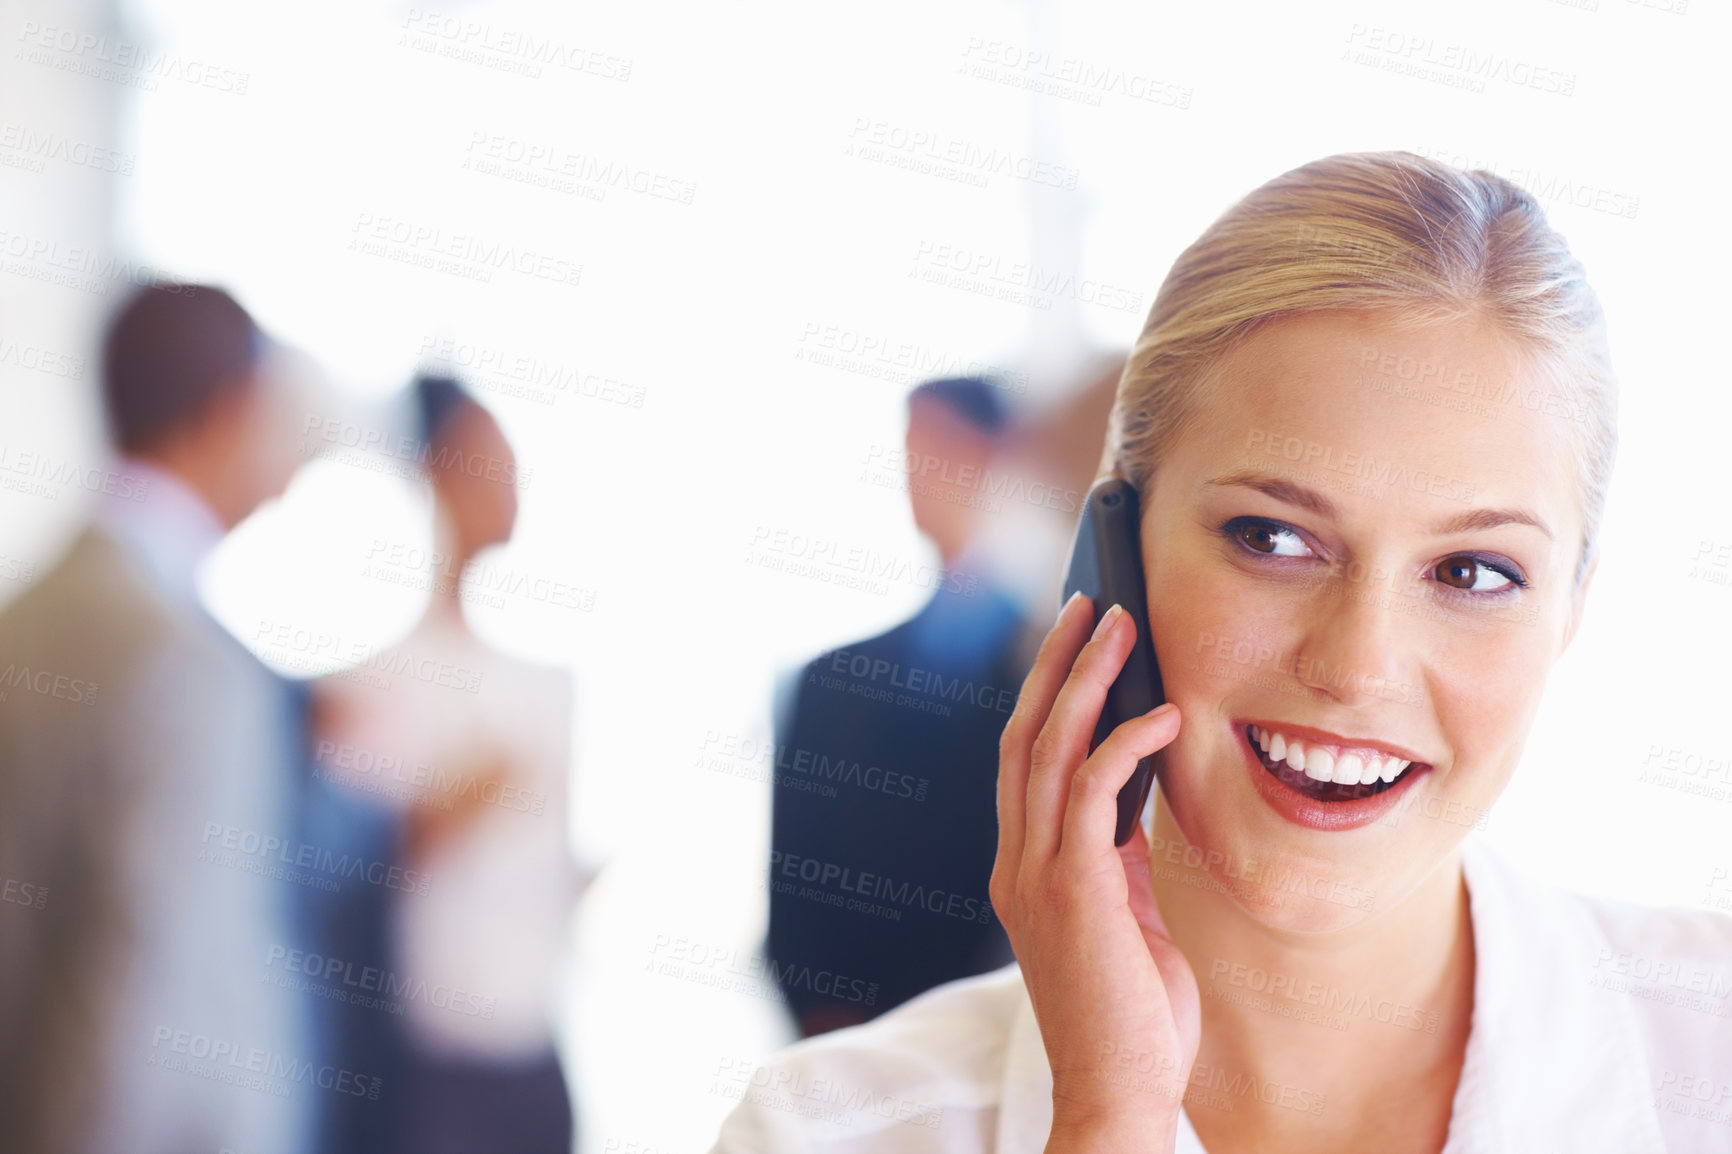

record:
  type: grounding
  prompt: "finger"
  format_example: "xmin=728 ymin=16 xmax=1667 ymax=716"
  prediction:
xmin=995 ymin=592 xmax=1095 ymax=878
xmin=1113 ymin=813 xmax=1201 ymax=1066
xmin=1117 ymin=818 xmax=1174 ymax=942
xmin=1022 ymin=603 xmax=1138 ymax=863
xmin=1057 ymin=703 xmax=1180 ymax=868
xmin=1116 ymin=768 xmax=1182 ymax=952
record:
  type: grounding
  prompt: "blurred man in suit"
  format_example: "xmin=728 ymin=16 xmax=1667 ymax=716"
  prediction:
xmin=767 ymin=377 xmax=1032 ymax=1036
xmin=0 ymin=283 xmax=315 ymax=1154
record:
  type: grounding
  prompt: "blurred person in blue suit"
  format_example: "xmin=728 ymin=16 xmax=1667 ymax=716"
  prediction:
xmin=315 ymin=374 xmax=579 ymax=1154
xmin=0 ymin=283 xmax=320 ymax=1154
xmin=767 ymin=376 xmax=1033 ymax=1036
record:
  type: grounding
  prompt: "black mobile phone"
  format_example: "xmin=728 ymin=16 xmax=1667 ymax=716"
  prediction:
xmin=1061 ymin=476 xmax=1166 ymax=845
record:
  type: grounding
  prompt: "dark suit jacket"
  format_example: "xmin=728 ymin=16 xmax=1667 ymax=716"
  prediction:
xmin=767 ymin=576 xmax=1031 ymax=1031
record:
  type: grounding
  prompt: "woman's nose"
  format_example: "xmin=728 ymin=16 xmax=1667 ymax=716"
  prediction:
xmin=1290 ymin=574 xmax=1421 ymax=708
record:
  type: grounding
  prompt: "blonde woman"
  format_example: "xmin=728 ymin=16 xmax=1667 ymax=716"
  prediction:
xmin=711 ymin=152 xmax=1732 ymax=1153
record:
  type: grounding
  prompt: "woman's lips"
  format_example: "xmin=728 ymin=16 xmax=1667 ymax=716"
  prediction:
xmin=1238 ymin=723 xmax=1430 ymax=832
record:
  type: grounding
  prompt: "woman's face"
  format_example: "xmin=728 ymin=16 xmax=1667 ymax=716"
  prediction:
xmin=433 ymin=405 xmax=519 ymax=555
xmin=1143 ymin=309 xmax=1592 ymax=932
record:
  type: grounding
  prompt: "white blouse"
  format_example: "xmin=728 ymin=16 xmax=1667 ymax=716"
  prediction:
xmin=710 ymin=836 xmax=1732 ymax=1153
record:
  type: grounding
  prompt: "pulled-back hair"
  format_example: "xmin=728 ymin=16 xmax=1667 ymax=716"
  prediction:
xmin=1107 ymin=150 xmax=1616 ymax=583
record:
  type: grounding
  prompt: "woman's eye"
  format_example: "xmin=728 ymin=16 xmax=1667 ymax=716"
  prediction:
xmin=1434 ymin=556 xmax=1513 ymax=592
xmin=1235 ymin=520 xmax=1311 ymax=557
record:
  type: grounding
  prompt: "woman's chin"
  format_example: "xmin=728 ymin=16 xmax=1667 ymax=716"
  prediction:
xmin=1216 ymin=871 xmax=1384 ymax=935
xmin=1152 ymin=804 xmax=1395 ymax=933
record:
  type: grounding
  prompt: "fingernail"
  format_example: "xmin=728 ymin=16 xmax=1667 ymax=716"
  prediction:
xmin=1091 ymin=603 xmax=1122 ymax=642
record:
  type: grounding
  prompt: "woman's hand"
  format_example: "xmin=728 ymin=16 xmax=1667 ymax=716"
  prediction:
xmin=402 ymin=751 xmax=514 ymax=863
xmin=991 ymin=592 xmax=1201 ymax=1154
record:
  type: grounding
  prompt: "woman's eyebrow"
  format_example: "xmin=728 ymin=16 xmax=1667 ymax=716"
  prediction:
xmin=1203 ymin=469 xmax=1553 ymax=539
xmin=1429 ymin=507 xmax=1553 ymax=539
xmin=1203 ymin=471 xmax=1337 ymax=518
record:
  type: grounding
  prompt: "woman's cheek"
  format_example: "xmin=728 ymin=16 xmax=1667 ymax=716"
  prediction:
xmin=1150 ymin=589 xmax=1295 ymax=710
xmin=1428 ymin=624 xmax=1552 ymax=798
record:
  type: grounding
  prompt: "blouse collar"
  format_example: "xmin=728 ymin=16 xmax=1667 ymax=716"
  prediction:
xmin=994 ymin=836 xmax=1668 ymax=1153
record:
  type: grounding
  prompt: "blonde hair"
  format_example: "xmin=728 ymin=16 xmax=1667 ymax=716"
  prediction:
xmin=1108 ymin=150 xmax=1616 ymax=583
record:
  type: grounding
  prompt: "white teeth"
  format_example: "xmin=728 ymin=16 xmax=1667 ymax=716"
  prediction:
xmin=1305 ymin=747 xmax=1335 ymax=782
xmin=1253 ymin=725 xmax=1418 ymax=788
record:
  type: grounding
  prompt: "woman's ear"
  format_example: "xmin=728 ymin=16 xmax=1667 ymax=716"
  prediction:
xmin=1561 ymin=553 xmax=1599 ymax=654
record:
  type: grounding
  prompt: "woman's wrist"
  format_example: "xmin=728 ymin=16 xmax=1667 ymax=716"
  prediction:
xmin=1045 ymin=1115 xmax=1179 ymax=1154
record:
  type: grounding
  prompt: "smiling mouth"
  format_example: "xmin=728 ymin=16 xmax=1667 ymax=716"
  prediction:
xmin=1243 ymin=724 xmax=1426 ymax=803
